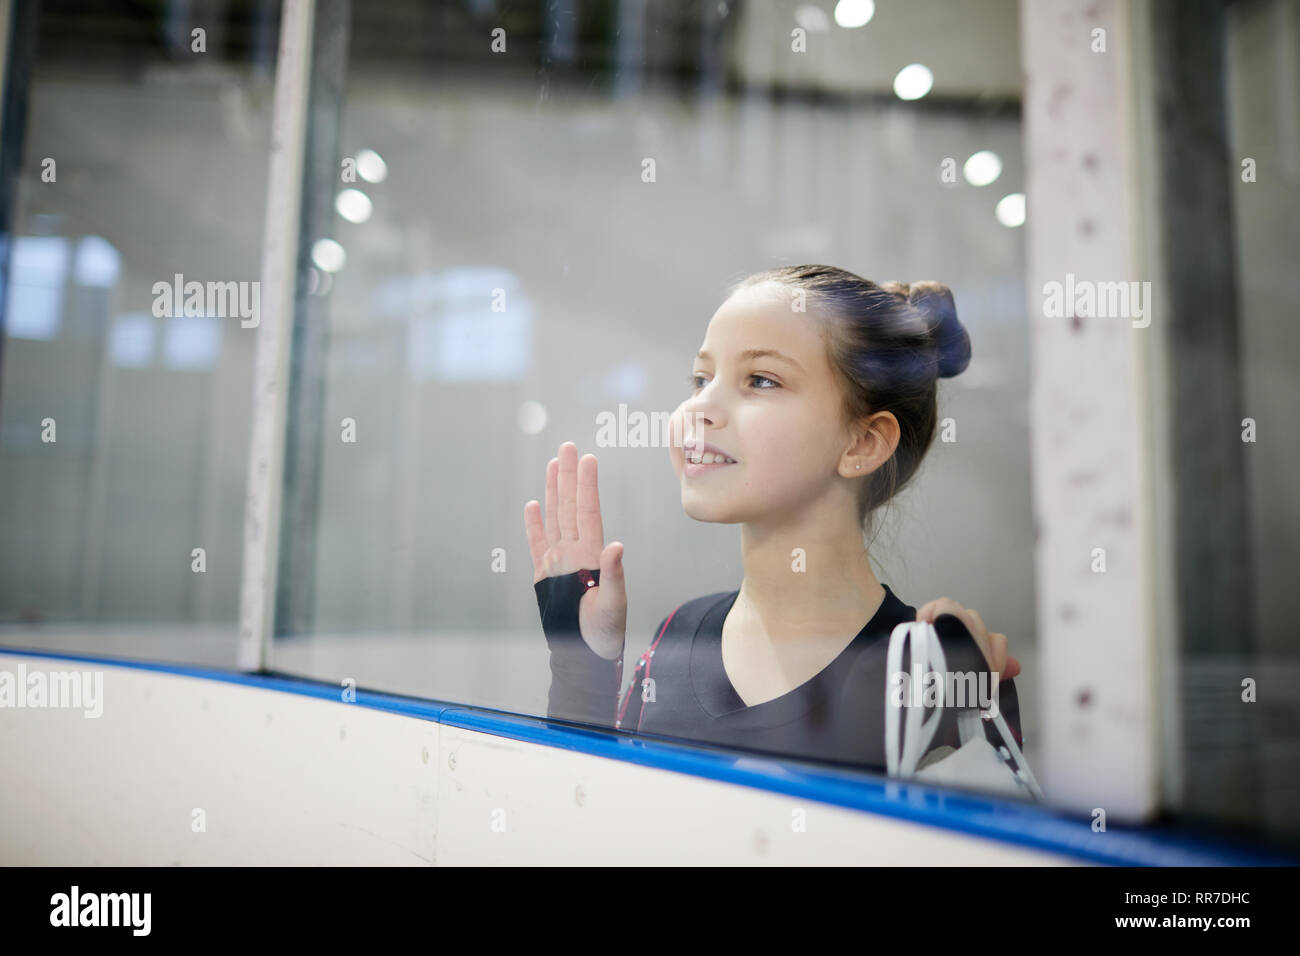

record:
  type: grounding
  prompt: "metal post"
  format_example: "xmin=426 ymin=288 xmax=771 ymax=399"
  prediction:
xmin=238 ymin=0 xmax=316 ymax=671
xmin=1020 ymin=0 xmax=1161 ymax=820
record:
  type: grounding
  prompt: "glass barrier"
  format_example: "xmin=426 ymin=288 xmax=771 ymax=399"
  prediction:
xmin=270 ymin=0 xmax=1040 ymax=792
xmin=0 ymin=0 xmax=281 ymax=665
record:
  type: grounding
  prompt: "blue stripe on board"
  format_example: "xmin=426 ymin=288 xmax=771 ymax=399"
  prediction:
xmin=2 ymin=646 xmax=1294 ymax=866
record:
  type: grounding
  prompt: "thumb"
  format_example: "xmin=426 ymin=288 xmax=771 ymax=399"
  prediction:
xmin=598 ymin=541 xmax=626 ymax=607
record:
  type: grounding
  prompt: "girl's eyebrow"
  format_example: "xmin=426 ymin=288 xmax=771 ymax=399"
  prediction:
xmin=695 ymin=348 xmax=804 ymax=372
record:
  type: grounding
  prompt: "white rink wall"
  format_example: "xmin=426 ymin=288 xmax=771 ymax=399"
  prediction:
xmin=0 ymin=653 xmax=1081 ymax=866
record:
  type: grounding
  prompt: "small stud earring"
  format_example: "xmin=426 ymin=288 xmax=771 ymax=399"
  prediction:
xmin=855 ymin=464 xmax=861 ymax=470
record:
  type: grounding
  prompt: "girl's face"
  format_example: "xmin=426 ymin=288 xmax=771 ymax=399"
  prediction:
xmin=668 ymin=282 xmax=860 ymax=526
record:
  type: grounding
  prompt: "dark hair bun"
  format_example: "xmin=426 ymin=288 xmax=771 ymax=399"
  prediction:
xmin=907 ymin=281 xmax=970 ymax=379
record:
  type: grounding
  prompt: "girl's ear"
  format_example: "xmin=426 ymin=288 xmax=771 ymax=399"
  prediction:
xmin=844 ymin=410 xmax=900 ymax=475
xmin=857 ymin=411 xmax=899 ymax=463
xmin=869 ymin=410 xmax=901 ymax=458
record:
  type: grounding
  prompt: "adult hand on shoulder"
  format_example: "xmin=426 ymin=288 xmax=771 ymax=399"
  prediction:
xmin=915 ymin=597 xmax=1020 ymax=681
xmin=524 ymin=441 xmax=627 ymax=661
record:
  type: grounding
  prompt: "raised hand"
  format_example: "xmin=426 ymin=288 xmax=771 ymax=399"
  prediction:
xmin=524 ymin=442 xmax=628 ymax=661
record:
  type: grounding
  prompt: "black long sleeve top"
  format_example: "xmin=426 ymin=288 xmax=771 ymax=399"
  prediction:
xmin=535 ymin=570 xmax=1024 ymax=773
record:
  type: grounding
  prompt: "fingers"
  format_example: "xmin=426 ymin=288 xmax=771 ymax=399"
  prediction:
xmin=962 ymin=608 xmax=1000 ymax=671
xmin=916 ymin=598 xmax=1002 ymax=672
xmin=916 ymin=596 xmax=962 ymax=623
xmin=544 ymin=457 xmax=559 ymax=546
xmin=540 ymin=444 xmax=603 ymax=566
xmin=1003 ymin=650 xmax=1021 ymax=681
xmin=524 ymin=500 xmax=548 ymax=577
xmin=984 ymin=626 xmax=1008 ymax=674
xmin=968 ymin=626 xmax=1018 ymax=681
xmin=959 ymin=611 xmax=1016 ymax=679
xmin=557 ymin=442 xmax=579 ymax=541
xmin=576 ymin=453 xmax=603 ymax=546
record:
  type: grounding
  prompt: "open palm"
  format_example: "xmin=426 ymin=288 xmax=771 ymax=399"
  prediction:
xmin=524 ymin=442 xmax=627 ymax=661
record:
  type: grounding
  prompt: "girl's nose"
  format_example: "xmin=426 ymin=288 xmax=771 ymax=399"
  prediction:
xmin=671 ymin=400 xmax=719 ymax=450
xmin=681 ymin=391 xmax=722 ymax=430
xmin=681 ymin=395 xmax=722 ymax=437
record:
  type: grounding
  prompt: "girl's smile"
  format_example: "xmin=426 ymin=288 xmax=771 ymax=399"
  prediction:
xmin=682 ymin=456 xmax=737 ymax=478
xmin=682 ymin=437 xmax=738 ymax=477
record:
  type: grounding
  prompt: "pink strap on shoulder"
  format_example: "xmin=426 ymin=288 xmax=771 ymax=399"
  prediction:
xmin=615 ymin=604 xmax=683 ymax=731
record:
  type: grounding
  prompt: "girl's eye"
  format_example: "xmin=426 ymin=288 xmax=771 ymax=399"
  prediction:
xmin=687 ymin=373 xmax=780 ymax=391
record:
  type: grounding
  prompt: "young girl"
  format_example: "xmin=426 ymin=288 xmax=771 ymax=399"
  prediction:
xmin=524 ymin=264 xmax=1024 ymax=774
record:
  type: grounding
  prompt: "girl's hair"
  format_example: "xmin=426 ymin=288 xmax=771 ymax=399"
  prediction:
xmin=727 ymin=264 xmax=970 ymax=541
